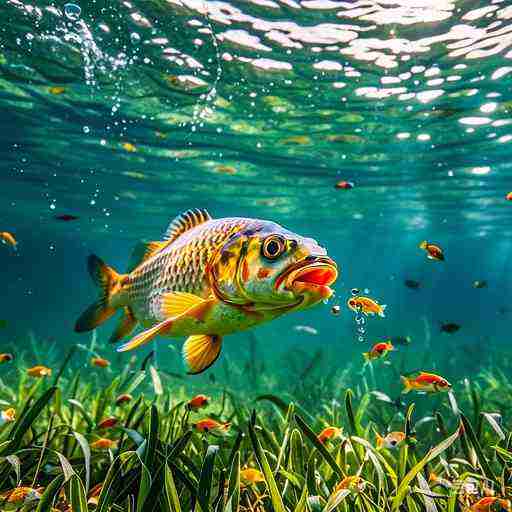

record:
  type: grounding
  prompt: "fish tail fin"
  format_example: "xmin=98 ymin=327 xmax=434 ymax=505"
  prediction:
xmin=378 ymin=305 xmax=387 ymax=318
xmin=375 ymin=433 xmax=384 ymax=449
xmin=75 ymin=255 xmax=125 ymax=332
xmin=401 ymin=376 xmax=412 ymax=394
xmin=419 ymin=240 xmax=428 ymax=249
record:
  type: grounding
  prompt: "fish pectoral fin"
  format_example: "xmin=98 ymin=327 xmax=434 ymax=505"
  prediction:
xmin=183 ymin=334 xmax=223 ymax=374
xmin=109 ymin=307 xmax=137 ymax=344
xmin=161 ymin=292 xmax=216 ymax=321
xmin=117 ymin=317 xmax=174 ymax=352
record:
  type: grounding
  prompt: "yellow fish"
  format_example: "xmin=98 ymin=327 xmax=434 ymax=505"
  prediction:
xmin=27 ymin=366 xmax=52 ymax=378
xmin=75 ymin=209 xmax=338 ymax=374
xmin=0 ymin=232 xmax=17 ymax=249
xmin=240 ymin=468 xmax=265 ymax=485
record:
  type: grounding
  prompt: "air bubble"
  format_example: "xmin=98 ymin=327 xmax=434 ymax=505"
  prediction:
xmin=83 ymin=126 xmax=90 ymax=134
xmin=351 ymin=288 xmax=359 ymax=295
xmin=130 ymin=32 xmax=141 ymax=44
xmin=64 ymin=3 xmax=81 ymax=21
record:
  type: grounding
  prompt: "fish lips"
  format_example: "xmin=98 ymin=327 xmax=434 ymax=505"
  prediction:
xmin=277 ymin=256 xmax=338 ymax=301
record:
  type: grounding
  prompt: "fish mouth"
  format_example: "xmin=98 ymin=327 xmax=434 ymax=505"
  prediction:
xmin=277 ymin=256 xmax=338 ymax=301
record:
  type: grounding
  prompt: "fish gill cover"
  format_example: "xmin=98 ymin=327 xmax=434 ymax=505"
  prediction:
xmin=1 ymin=0 xmax=512 ymax=510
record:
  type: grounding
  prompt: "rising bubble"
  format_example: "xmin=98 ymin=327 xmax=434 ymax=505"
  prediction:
xmin=64 ymin=3 xmax=81 ymax=21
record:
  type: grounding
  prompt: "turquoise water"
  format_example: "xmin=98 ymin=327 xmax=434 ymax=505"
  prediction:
xmin=1 ymin=0 xmax=512 ymax=396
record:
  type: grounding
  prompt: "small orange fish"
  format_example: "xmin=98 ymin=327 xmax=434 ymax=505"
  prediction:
xmin=1 ymin=486 xmax=42 ymax=504
xmin=317 ymin=426 xmax=342 ymax=444
xmin=471 ymin=497 xmax=512 ymax=512
xmin=49 ymin=86 xmax=66 ymax=95
xmin=90 ymin=438 xmax=117 ymax=450
xmin=375 ymin=431 xmax=405 ymax=449
xmin=115 ymin=393 xmax=133 ymax=405
xmin=0 ymin=353 xmax=14 ymax=363
xmin=240 ymin=468 xmax=265 ymax=485
xmin=87 ymin=483 xmax=102 ymax=506
xmin=122 ymin=142 xmax=137 ymax=152
xmin=0 ymin=232 xmax=17 ymax=249
xmin=187 ymin=394 xmax=209 ymax=411
xmin=91 ymin=357 xmax=110 ymax=368
xmin=363 ymin=342 xmax=394 ymax=361
xmin=334 ymin=476 xmax=363 ymax=492
xmin=97 ymin=417 xmax=118 ymax=429
xmin=401 ymin=372 xmax=451 ymax=394
xmin=194 ymin=418 xmax=230 ymax=435
xmin=506 ymin=192 xmax=512 ymax=201
xmin=215 ymin=165 xmax=236 ymax=175
xmin=0 ymin=408 xmax=16 ymax=425
xmin=27 ymin=365 xmax=52 ymax=378
xmin=419 ymin=240 xmax=444 ymax=261
xmin=347 ymin=296 xmax=387 ymax=317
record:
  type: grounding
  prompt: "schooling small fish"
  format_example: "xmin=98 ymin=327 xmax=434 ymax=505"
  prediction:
xmin=115 ymin=393 xmax=132 ymax=405
xmin=90 ymin=438 xmax=117 ymax=450
xmin=0 ymin=232 xmax=17 ymax=249
xmin=75 ymin=209 xmax=338 ymax=375
xmin=375 ymin=431 xmax=405 ymax=450
xmin=419 ymin=240 xmax=444 ymax=261
xmin=187 ymin=394 xmax=209 ymax=411
xmin=0 ymin=353 xmax=13 ymax=363
xmin=401 ymin=372 xmax=451 ymax=394
xmin=470 ymin=497 xmax=511 ymax=512
xmin=389 ymin=336 xmax=411 ymax=346
xmin=240 ymin=468 xmax=265 ymax=485
xmin=506 ymin=192 xmax=512 ymax=201
xmin=335 ymin=180 xmax=354 ymax=190
xmin=317 ymin=426 xmax=342 ymax=444
xmin=0 ymin=408 xmax=16 ymax=426
xmin=441 ymin=323 xmax=460 ymax=333
xmin=97 ymin=417 xmax=118 ymax=429
xmin=194 ymin=418 xmax=230 ymax=435
xmin=48 ymin=86 xmax=66 ymax=95
xmin=26 ymin=366 xmax=52 ymax=378
xmin=363 ymin=342 xmax=394 ymax=362
xmin=0 ymin=486 xmax=42 ymax=505
xmin=55 ymin=214 xmax=79 ymax=221
xmin=331 ymin=304 xmax=341 ymax=315
xmin=347 ymin=296 xmax=387 ymax=317
xmin=404 ymin=279 xmax=420 ymax=289
xmin=334 ymin=476 xmax=363 ymax=492
xmin=473 ymin=280 xmax=487 ymax=289
xmin=293 ymin=325 xmax=318 ymax=335
xmin=122 ymin=142 xmax=137 ymax=152
xmin=91 ymin=357 xmax=110 ymax=368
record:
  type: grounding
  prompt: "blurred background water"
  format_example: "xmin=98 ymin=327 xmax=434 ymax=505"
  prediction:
xmin=1 ymin=0 xmax=512 ymax=395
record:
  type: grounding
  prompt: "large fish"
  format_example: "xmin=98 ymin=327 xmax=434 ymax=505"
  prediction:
xmin=75 ymin=209 xmax=338 ymax=374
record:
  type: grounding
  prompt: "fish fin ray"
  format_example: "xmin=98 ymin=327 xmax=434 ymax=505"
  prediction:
xmin=375 ymin=433 xmax=384 ymax=449
xmin=164 ymin=208 xmax=212 ymax=243
xmin=127 ymin=241 xmax=169 ymax=272
xmin=75 ymin=255 xmax=123 ymax=332
xmin=183 ymin=334 xmax=222 ymax=374
xmin=161 ymin=291 xmax=206 ymax=318
xmin=400 ymin=376 xmax=412 ymax=394
xmin=117 ymin=318 xmax=173 ymax=352
xmin=109 ymin=307 xmax=137 ymax=344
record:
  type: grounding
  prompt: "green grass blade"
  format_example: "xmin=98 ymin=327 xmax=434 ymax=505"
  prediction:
xmin=197 ymin=444 xmax=219 ymax=512
xmin=164 ymin=463 xmax=182 ymax=512
xmin=36 ymin=474 xmax=65 ymax=512
xmin=137 ymin=462 xmax=152 ymax=512
xmin=69 ymin=474 xmax=88 ymax=512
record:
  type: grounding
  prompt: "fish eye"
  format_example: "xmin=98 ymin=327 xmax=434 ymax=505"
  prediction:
xmin=262 ymin=235 xmax=286 ymax=260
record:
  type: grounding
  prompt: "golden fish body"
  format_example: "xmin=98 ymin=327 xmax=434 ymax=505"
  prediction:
xmin=75 ymin=209 xmax=338 ymax=374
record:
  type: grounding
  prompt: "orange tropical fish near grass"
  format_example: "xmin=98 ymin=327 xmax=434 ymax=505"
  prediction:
xmin=470 ymin=497 xmax=511 ymax=512
xmin=363 ymin=342 xmax=393 ymax=361
xmin=376 ymin=431 xmax=405 ymax=449
xmin=0 ymin=486 xmax=42 ymax=505
xmin=75 ymin=209 xmax=337 ymax=374
xmin=0 ymin=232 xmax=17 ymax=249
xmin=419 ymin=240 xmax=444 ymax=261
xmin=347 ymin=296 xmax=386 ymax=317
xmin=317 ymin=426 xmax=342 ymax=444
xmin=90 ymin=438 xmax=117 ymax=450
xmin=27 ymin=366 xmax=52 ymax=378
xmin=0 ymin=353 xmax=14 ymax=364
xmin=401 ymin=372 xmax=451 ymax=394
xmin=194 ymin=418 xmax=230 ymax=435
xmin=240 ymin=468 xmax=265 ymax=485
xmin=0 ymin=408 xmax=15 ymax=426
xmin=115 ymin=393 xmax=132 ymax=405
xmin=97 ymin=417 xmax=118 ymax=429
xmin=187 ymin=394 xmax=209 ymax=411
xmin=91 ymin=357 xmax=110 ymax=368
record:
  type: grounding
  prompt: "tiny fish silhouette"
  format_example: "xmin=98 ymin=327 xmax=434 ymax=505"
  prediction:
xmin=55 ymin=214 xmax=79 ymax=221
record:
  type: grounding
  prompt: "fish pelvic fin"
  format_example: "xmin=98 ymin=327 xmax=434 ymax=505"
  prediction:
xmin=117 ymin=317 xmax=174 ymax=352
xmin=378 ymin=304 xmax=387 ymax=318
xmin=183 ymin=334 xmax=223 ymax=374
xmin=75 ymin=255 xmax=126 ymax=332
xmin=400 ymin=376 xmax=412 ymax=394
xmin=109 ymin=307 xmax=137 ymax=344
xmin=161 ymin=291 xmax=207 ymax=318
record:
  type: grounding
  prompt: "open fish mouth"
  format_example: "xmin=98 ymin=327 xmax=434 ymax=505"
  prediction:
xmin=277 ymin=256 xmax=338 ymax=300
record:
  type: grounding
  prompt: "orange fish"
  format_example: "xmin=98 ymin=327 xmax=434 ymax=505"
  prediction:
xmin=419 ymin=240 xmax=444 ymax=261
xmin=317 ymin=426 xmax=342 ymax=444
xmin=0 ymin=353 xmax=14 ymax=363
xmin=194 ymin=418 xmax=230 ymax=435
xmin=375 ymin=431 xmax=405 ymax=449
xmin=1 ymin=486 xmax=42 ymax=504
xmin=471 ymin=497 xmax=511 ymax=512
xmin=0 ymin=232 xmax=17 ymax=249
xmin=90 ymin=438 xmax=117 ymax=450
xmin=334 ymin=476 xmax=363 ymax=492
xmin=49 ymin=86 xmax=66 ymax=95
xmin=91 ymin=357 xmax=110 ymax=368
xmin=0 ymin=408 xmax=16 ymax=425
xmin=115 ymin=393 xmax=133 ymax=405
xmin=347 ymin=296 xmax=386 ymax=317
xmin=97 ymin=417 xmax=118 ymax=429
xmin=240 ymin=468 xmax=265 ymax=485
xmin=87 ymin=483 xmax=102 ymax=506
xmin=401 ymin=372 xmax=451 ymax=394
xmin=506 ymin=192 xmax=512 ymax=201
xmin=363 ymin=342 xmax=394 ymax=361
xmin=27 ymin=365 xmax=52 ymax=378
xmin=187 ymin=394 xmax=209 ymax=411
xmin=122 ymin=142 xmax=137 ymax=152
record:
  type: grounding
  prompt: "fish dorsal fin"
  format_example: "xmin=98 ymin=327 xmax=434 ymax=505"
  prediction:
xmin=164 ymin=208 xmax=212 ymax=243
xmin=127 ymin=241 xmax=168 ymax=272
